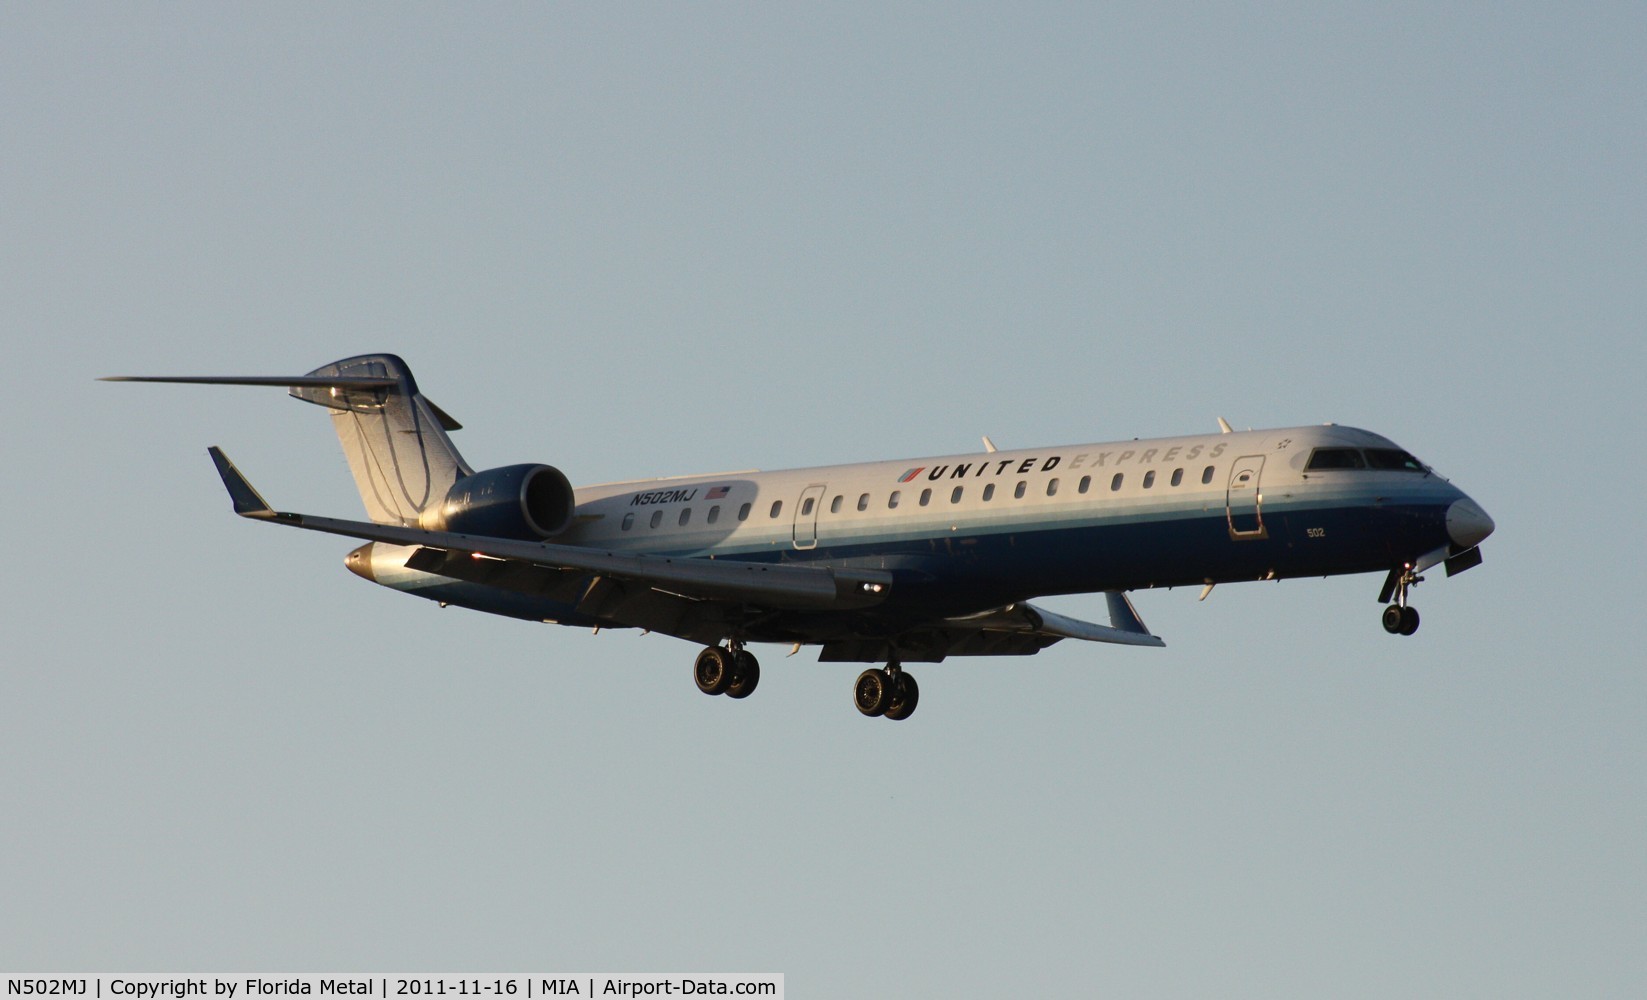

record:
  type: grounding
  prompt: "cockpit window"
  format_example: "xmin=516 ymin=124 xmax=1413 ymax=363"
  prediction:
xmin=1307 ymin=446 xmax=1428 ymax=473
xmin=1305 ymin=447 xmax=1365 ymax=470
xmin=1364 ymin=448 xmax=1427 ymax=472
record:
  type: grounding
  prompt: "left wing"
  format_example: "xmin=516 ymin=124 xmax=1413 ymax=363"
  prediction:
xmin=207 ymin=447 xmax=892 ymax=612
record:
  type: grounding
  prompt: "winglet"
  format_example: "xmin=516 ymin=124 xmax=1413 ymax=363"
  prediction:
xmin=207 ymin=447 xmax=277 ymax=518
xmin=1104 ymin=591 xmax=1164 ymax=644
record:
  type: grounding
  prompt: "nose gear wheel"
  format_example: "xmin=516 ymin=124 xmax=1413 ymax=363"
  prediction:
xmin=1377 ymin=564 xmax=1424 ymax=636
xmin=1382 ymin=603 xmax=1420 ymax=635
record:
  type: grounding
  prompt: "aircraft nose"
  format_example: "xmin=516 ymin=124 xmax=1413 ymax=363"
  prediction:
xmin=1446 ymin=498 xmax=1495 ymax=550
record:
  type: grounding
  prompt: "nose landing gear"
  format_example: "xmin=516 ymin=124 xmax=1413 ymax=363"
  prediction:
xmin=1381 ymin=603 xmax=1420 ymax=636
xmin=1379 ymin=564 xmax=1423 ymax=636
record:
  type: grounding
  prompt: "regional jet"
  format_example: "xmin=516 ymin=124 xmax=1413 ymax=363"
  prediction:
xmin=105 ymin=354 xmax=1494 ymax=720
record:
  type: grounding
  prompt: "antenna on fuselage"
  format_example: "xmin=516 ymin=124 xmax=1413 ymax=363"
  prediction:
xmin=982 ymin=435 xmax=999 ymax=453
xmin=1216 ymin=417 xmax=1234 ymax=434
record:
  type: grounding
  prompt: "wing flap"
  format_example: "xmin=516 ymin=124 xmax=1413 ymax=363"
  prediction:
xmin=402 ymin=546 xmax=588 ymax=603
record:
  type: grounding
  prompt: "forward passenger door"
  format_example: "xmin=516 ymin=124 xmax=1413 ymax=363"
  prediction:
xmin=1226 ymin=456 xmax=1267 ymax=540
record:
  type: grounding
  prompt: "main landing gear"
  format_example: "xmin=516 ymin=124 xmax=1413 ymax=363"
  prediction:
xmin=1379 ymin=564 xmax=1423 ymax=636
xmin=855 ymin=661 xmax=919 ymax=721
xmin=694 ymin=642 xmax=760 ymax=700
xmin=692 ymin=643 xmax=920 ymax=720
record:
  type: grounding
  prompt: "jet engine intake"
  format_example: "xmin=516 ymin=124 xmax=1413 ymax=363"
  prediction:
xmin=418 ymin=463 xmax=575 ymax=539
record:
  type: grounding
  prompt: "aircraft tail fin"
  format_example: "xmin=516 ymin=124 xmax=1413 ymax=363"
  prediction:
xmin=286 ymin=354 xmax=473 ymax=525
xmin=104 ymin=353 xmax=473 ymax=526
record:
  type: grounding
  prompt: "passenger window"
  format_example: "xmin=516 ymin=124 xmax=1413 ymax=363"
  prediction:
xmin=1142 ymin=471 xmax=1155 ymax=489
xmin=920 ymin=489 xmax=932 ymax=506
xmin=1111 ymin=473 xmax=1124 ymax=491
xmin=1201 ymin=465 xmax=1215 ymax=484
xmin=622 ymin=512 xmax=635 ymax=531
xmin=830 ymin=495 xmax=842 ymax=514
xmin=801 ymin=497 xmax=815 ymax=516
xmin=1014 ymin=481 xmax=1027 ymax=499
xmin=707 ymin=506 xmax=720 ymax=524
xmin=1170 ymin=468 xmax=1183 ymax=487
xmin=857 ymin=493 xmax=869 ymax=511
xmin=679 ymin=508 xmax=691 ymax=526
xmin=1047 ymin=478 xmax=1059 ymax=496
xmin=950 ymin=486 xmax=963 ymax=503
xmin=1079 ymin=476 xmax=1091 ymax=494
xmin=650 ymin=510 xmax=663 ymax=529
xmin=769 ymin=500 xmax=783 ymax=518
xmin=982 ymin=483 xmax=995 ymax=502
xmin=738 ymin=503 xmax=751 ymax=521
xmin=889 ymin=491 xmax=901 ymax=508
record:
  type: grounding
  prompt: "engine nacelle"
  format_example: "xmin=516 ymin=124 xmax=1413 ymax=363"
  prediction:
xmin=418 ymin=464 xmax=576 ymax=540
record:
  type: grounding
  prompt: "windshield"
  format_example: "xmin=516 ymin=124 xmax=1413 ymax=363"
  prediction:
xmin=1307 ymin=447 xmax=1427 ymax=473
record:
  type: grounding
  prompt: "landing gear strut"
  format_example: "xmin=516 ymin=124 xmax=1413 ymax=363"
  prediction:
xmin=694 ymin=642 xmax=760 ymax=699
xmin=1379 ymin=564 xmax=1423 ymax=636
xmin=855 ymin=661 xmax=919 ymax=721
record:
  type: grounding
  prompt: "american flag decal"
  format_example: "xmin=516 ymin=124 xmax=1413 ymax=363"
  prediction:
xmin=897 ymin=467 xmax=924 ymax=483
xmin=706 ymin=485 xmax=730 ymax=500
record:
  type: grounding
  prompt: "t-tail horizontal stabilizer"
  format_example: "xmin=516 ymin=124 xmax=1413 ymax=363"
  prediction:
xmin=105 ymin=354 xmax=470 ymax=525
xmin=100 ymin=374 xmax=398 ymax=390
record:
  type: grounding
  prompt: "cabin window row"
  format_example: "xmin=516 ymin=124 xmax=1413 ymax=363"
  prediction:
xmin=621 ymin=502 xmax=754 ymax=531
xmin=618 ymin=465 xmax=1220 ymax=530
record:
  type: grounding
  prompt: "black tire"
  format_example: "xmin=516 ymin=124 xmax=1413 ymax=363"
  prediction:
xmin=1399 ymin=605 xmax=1420 ymax=636
xmin=1382 ymin=604 xmax=1405 ymax=634
xmin=854 ymin=669 xmax=891 ymax=717
xmin=726 ymin=650 xmax=761 ymax=699
xmin=883 ymin=671 xmax=920 ymax=721
xmin=695 ymin=646 xmax=731 ymax=695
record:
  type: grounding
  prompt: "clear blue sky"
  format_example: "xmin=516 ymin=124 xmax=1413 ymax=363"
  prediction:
xmin=4 ymin=4 xmax=1642 ymax=996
